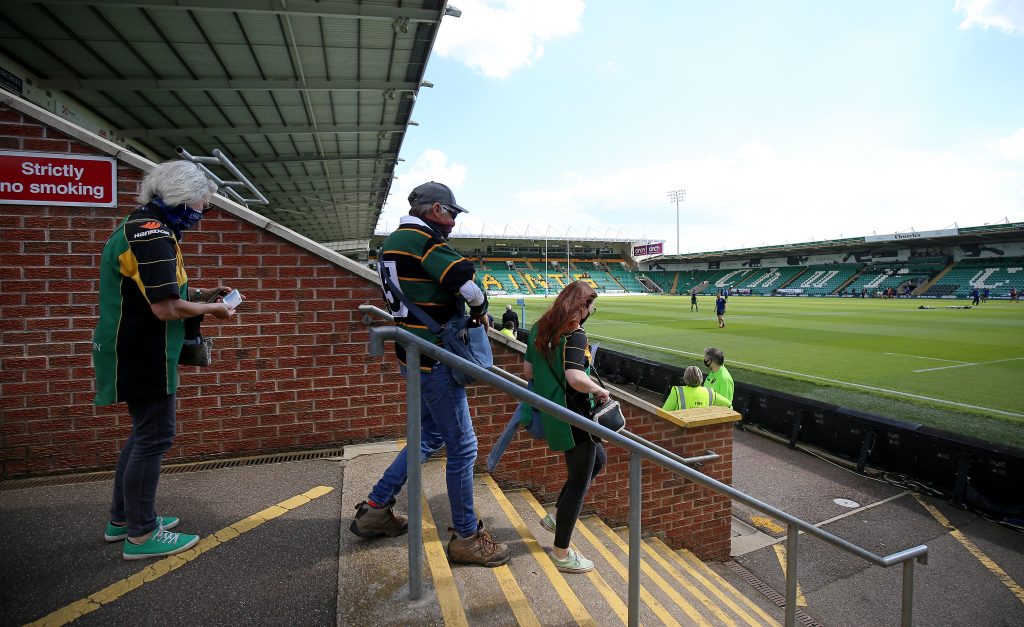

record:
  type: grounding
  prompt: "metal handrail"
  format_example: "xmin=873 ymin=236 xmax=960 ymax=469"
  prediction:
xmin=361 ymin=308 xmax=927 ymax=627
xmin=359 ymin=304 xmax=719 ymax=469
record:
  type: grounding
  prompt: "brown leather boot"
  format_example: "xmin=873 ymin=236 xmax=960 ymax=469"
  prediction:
xmin=446 ymin=524 xmax=511 ymax=567
xmin=349 ymin=501 xmax=408 ymax=539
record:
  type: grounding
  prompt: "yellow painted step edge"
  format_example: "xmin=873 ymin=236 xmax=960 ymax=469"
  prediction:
xmin=513 ymin=488 xmax=630 ymax=626
xmin=572 ymin=515 xmax=682 ymax=627
xmin=480 ymin=475 xmax=595 ymax=627
xmin=648 ymin=536 xmax=775 ymax=627
xmin=587 ymin=517 xmax=713 ymax=627
xmin=420 ymin=495 xmax=470 ymax=627
xmin=613 ymin=528 xmax=738 ymax=627
xmin=679 ymin=548 xmax=780 ymax=626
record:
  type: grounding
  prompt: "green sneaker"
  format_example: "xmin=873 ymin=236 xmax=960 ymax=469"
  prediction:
xmin=122 ymin=529 xmax=199 ymax=561
xmin=550 ymin=547 xmax=594 ymax=573
xmin=104 ymin=516 xmax=179 ymax=542
xmin=540 ymin=513 xmax=556 ymax=534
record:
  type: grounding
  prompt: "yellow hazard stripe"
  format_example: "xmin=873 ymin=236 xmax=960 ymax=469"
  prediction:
xmin=25 ymin=486 xmax=334 ymax=627
xmin=516 ymin=489 xmax=629 ymax=625
xmin=480 ymin=475 xmax=594 ymax=626
xmin=915 ymin=494 xmax=1024 ymax=605
xmin=419 ymin=495 xmax=469 ymax=627
xmin=772 ymin=544 xmax=807 ymax=607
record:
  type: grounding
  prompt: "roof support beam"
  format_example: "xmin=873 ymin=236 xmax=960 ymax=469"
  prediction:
xmin=3 ymin=0 xmax=442 ymax=22
xmin=118 ymin=123 xmax=404 ymax=137
xmin=35 ymin=78 xmax=420 ymax=92
xmin=233 ymin=152 xmax=396 ymax=164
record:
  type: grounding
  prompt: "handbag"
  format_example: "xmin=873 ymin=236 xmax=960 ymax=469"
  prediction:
xmin=541 ymin=337 xmax=626 ymax=433
xmin=388 ymin=288 xmax=493 ymax=386
xmin=179 ymin=313 xmax=212 ymax=367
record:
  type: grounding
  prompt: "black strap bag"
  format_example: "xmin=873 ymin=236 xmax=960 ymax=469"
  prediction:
xmin=179 ymin=313 xmax=212 ymax=367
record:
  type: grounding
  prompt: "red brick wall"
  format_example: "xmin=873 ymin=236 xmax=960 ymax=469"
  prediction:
xmin=0 ymin=104 xmax=405 ymax=478
xmin=470 ymin=348 xmax=734 ymax=560
xmin=0 ymin=103 xmax=733 ymax=560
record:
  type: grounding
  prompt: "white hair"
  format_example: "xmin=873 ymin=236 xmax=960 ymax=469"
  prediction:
xmin=137 ymin=160 xmax=216 ymax=207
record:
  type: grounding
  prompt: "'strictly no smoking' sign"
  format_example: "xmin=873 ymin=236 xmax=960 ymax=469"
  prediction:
xmin=0 ymin=150 xmax=117 ymax=207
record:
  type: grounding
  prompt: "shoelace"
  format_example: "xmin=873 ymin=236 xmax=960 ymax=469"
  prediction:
xmin=152 ymin=529 xmax=180 ymax=544
xmin=478 ymin=530 xmax=500 ymax=556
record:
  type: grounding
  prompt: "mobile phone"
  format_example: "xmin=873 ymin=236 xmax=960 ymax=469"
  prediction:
xmin=223 ymin=289 xmax=242 ymax=308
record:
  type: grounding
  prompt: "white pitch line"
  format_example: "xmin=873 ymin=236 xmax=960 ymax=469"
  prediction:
xmin=883 ymin=352 xmax=969 ymax=364
xmin=913 ymin=356 xmax=1024 ymax=373
xmin=586 ymin=333 xmax=1024 ymax=419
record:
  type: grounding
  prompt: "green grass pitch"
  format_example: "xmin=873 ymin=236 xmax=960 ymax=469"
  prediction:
xmin=491 ymin=294 xmax=1024 ymax=449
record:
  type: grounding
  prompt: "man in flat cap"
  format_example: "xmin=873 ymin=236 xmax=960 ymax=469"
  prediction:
xmin=351 ymin=181 xmax=510 ymax=567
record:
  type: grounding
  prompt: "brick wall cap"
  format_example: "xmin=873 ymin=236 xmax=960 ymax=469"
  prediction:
xmin=657 ymin=405 xmax=742 ymax=428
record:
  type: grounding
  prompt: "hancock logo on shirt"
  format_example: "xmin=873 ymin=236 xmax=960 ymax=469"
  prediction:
xmin=133 ymin=228 xmax=171 ymax=239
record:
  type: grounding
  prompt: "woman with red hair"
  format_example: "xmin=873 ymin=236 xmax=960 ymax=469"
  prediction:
xmin=524 ymin=280 xmax=610 ymax=573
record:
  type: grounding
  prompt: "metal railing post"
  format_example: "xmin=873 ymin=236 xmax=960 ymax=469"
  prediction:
xmin=901 ymin=558 xmax=915 ymax=627
xmin=785 ymin=524 xmax=799 ymax=627
xmin=628 ymin=452 xmax=642 ymax=627
xmin=406 ymin=344 xmax=423 ymax=601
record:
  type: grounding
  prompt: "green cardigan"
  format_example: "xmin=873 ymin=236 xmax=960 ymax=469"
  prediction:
xmin=524 ymin=325 xmax=592 ymax=452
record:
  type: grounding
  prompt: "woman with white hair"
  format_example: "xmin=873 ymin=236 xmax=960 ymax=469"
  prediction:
xmin=662 ymin=365 xmax=732 ymax=411
xmin=93 ymin=160 xmax=237 ymax=560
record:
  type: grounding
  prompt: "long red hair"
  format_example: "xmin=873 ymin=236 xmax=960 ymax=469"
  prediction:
xmin=533 ymin=280 xmax=597 ymax=359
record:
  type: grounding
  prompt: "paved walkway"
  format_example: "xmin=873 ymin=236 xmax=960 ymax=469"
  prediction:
xmin=1 ymin=431 xmax=1021 ymax=626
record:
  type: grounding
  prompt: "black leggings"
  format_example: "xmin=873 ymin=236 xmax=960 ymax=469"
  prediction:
xmin=554 ymin=439 xmax=607 ymax=550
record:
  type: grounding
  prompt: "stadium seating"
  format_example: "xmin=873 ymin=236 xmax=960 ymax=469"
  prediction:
xmin=608 ymin=265 xmax=649 ymax=292
xmin=643 ymin=271 xmax=678 ymax=293
xmin=924 ymin=257 xmax=1024 ymax=298
xmin=705 ymin=268 xmax=756 ymax=291
xmin=675 ymin=270 xmax=721 ymax=293
xmin=847 ymin=263 xmax=942 ymax=295
xmin=791 ymin=264 xmax=861 ymax=295
xmin=736 ymin=266 xmax=806 ymax=294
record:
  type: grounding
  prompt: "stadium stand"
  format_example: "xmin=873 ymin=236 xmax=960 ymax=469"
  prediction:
xmin=736 ymin=266 xmax=806 ymax=294
xmin=706 ymin=268 xmax=756 ymax=291
xmin=644 ymin=271 xmax=678 ymax=293
xmin=924 ymin=257 xmax=1024 ymax=298
xmin=791 ymin=264 xmax=862 ymax=295
xmin=608 ymin=265 xmax=649 ymax=292
xmin=675 ymin=269 xmax=721 ymax=293
xmin=847 ymin=262 xmax=943 ymax=295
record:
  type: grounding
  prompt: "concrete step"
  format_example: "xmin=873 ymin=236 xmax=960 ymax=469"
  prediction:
xmin=338 ymin=447 xmax=446 ymax=626
xmin=341 ymin=446 xmax=781 ymax=626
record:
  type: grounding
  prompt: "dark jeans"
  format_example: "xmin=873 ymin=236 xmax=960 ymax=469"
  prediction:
xmin=554 ymin=439 xmax=607 ymax=550
xmin=109 ymin=394 xmax=176 ymax=537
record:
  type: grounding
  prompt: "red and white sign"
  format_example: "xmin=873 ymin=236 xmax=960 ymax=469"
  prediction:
xmin=0 ymin=150 xmax=117 ymax=207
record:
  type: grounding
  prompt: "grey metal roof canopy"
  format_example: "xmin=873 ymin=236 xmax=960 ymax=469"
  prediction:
xmin=0 ymin=0 xmax=459 ymax=245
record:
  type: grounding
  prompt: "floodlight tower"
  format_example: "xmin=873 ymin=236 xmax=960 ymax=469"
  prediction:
xmin=667 ymin=188 xmax=686 ymax=255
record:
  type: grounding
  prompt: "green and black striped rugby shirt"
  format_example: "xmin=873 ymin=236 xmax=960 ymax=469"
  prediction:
xmin=378 ymin=216 xmax=477 ymax=370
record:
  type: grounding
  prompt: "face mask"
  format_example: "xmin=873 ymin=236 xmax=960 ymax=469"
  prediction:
xmin=425 ymin=216 xmax=454 ymax=238
xmin=153 ymin=197 xmax=204 ymax=238
xmin=704 ymin=359 xmax=712 ymax=368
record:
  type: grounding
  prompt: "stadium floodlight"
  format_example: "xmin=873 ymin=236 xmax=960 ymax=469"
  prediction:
xmin=667 ymin=189 xmax=686 ymax=254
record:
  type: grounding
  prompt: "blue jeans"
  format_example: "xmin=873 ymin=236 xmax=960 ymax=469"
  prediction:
xmin=109 ymin=394 xmax=176 ymax=537
xmin=369 ymin=364 xmax=479 ymax=536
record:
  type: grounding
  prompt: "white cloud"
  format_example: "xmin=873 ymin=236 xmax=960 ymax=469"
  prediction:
xmin=452 ymin=142 xmax=1023 ymax=253
xmin=954 ymin=0 xmax=1024 ymax=34
xmin=989 ymin=128 xmax=1024 ymax=161
xmin=379 ymin=149 xmax=468 ymax=231
xmin=434 ymin=0 xmax=585 ymax=78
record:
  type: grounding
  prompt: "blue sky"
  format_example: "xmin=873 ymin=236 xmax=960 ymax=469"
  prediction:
xmin=380 ymin=0 xmax=1024 ymax=254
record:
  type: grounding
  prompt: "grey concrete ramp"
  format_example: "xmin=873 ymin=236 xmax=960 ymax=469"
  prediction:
xmin=338 ymin=446 xmax=444 ymax=626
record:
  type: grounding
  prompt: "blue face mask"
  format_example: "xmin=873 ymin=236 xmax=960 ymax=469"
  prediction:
xmin=152 ymin=197 xmax=204 ymax=239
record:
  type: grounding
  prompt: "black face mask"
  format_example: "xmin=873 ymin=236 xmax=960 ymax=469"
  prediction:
xmin=424 ymin=215 xmax=453 ymax=238
xmin=704 ymin=359 xmax=712 ymax=368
